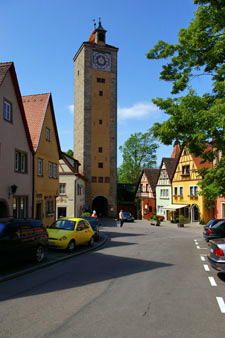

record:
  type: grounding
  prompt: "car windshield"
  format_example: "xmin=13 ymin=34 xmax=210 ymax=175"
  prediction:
xmin=49 ymin=220 xmax=76 ymax=231
xmin=123 ymin=212 xmax=131 ymax=216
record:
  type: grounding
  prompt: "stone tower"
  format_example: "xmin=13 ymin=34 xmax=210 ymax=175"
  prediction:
xmin=73 ymin=20 xmax=118 ymax=217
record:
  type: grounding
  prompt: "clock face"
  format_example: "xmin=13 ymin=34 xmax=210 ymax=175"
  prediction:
xmin=92 ymin=52 xmax=111 ymax=71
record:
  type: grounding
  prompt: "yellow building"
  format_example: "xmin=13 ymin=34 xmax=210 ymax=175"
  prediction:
xmin=172 ymin=148 xmax=213 ymax=223
xmin=22 ymin=93 xmax=61 ymax=227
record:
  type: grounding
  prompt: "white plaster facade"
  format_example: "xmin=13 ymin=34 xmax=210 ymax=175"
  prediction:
xmin=156 ymin=162 xmax=173 ymax=220
xmin=56 ymin=155 xmax=85 ymax=218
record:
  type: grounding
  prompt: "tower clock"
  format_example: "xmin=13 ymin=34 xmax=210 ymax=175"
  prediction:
xmin=73 ymin=20 xmax=118 ymax=217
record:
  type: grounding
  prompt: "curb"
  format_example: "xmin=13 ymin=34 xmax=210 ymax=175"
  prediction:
xmin=0 ymin=233 xmax=109 ymax=283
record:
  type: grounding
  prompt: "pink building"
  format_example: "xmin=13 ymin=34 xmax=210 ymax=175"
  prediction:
xmin=0 ymin=63 xmax=33 ymax=218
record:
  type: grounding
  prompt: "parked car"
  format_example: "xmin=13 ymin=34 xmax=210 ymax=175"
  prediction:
xmin=203 ymin=220 xmax=225 ymax=242
xmin=47 ymin=218 xmax=95 ymax=252
xmin=81 ymin=217 xmax=100 ymax=241
xmin=203 ymin=219 xmax=224 ymax=229
xmin=208 ymin=238 xmax=225 ymax=272
xmin=122 ymin=212 xmax=135 ymax=222
xmin=0 ymin=217 xmax=48 ymax=263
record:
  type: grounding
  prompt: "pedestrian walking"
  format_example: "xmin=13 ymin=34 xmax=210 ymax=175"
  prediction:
xmin=91 ymin=210 xmax=98 ymax=218
xmin=119 ymin=209 xmax=124 ymax=228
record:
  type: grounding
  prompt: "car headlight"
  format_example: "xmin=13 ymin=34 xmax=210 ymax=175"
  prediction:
xmin=60 ymin=236 xmax=67 ymax=241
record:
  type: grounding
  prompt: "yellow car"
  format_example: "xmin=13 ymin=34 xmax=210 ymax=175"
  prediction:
xmin=47 ymin=218 xmax=95 ymax=252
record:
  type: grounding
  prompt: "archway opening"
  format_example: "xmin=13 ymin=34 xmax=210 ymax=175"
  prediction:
xmin=0 ymin=200 xmax=9 ymax=218
xmin=191 ymin=204 xmax=200 ymax=222
xmin=92 ymin=196 xmax=108 ymax=217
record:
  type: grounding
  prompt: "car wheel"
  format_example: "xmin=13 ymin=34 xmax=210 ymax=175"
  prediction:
xmin=34 ymin=245 xmax=45 ymax=263
xmin=67 ymin=240 xmax=76 ymax=253
xmin=88 ymin=237 xmax=94 ymax=247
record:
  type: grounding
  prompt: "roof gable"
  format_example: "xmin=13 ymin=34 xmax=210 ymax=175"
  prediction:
xmin=0 ymin=62 xmax=33 ymax=152
xmin=22 ymin=93 xmax=61 ymax=154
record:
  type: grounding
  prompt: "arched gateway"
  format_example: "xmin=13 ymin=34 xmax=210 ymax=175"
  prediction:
xmin=92 ymin=196 xmax=108 ymax=217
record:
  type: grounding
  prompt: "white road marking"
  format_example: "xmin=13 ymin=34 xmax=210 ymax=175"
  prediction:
xmin=195 ymin=242 xmax=199 ymax=245
xmin=194 ymin=239 xmax=197 ymax=241
xmin=197 ymin=247 xmax=208 ymax=249
xmin=204 ymin=264 xmax=210 ymax=271
xmin=197 ymin=246 xmax=200 ymax=249
xmin=208 ymin=277 xmax=217 ymax=286
xmin=200 ymin=256 xmax=206 ymax=261
xmin=217 ymin=297 xmax=225 ymax=313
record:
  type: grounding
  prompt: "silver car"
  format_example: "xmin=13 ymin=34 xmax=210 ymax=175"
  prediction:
xmin=208 ymin=238 xmax=225 ymax=272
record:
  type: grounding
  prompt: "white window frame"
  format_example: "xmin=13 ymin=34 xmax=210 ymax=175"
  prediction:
xmin=190 ymin=185 xmax=198 ymax=196
xmin=38 ymin=159 xmax=43 ymax=176
xmin=59 ymin=183 xmax=66 ymax=195
xmin=180 ymin=186 xmax=184 ymax=196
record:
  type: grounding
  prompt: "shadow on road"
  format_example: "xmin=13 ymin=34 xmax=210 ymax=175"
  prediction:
xmin=0 ymin=250 xmax=173 ymax=301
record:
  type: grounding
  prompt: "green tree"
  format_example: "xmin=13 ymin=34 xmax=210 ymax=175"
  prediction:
xmin=146 ymin=0 xmax=225 ymax=205
xmin=65 ymin=149 xmax=73 ymax=157
xmin=117 ymin=131 xmax=158 ymax=184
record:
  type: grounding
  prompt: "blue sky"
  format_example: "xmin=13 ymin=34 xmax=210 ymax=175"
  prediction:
xmin=1 ymin=0 xmax=204 ymax=166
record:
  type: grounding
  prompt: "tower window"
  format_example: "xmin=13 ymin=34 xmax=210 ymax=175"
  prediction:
xmin=92 ymin=176 xmax=97 ymax=182
xmin=99 ymin=120 xmax=102 ymax=125
xmin=97 ymin=78 xmax=105 ymax=83
xmin=98 ymin=162 xmax=103 ymax=168
xmin=99 ymin=91 xmax=103 ymax=96
xmin=105 ymin=177 xmax=110 ymax=183
xmin=98 ymin=147 xmax=103 ymax=153
xmin=98 ymin=177 xmax=103 ymax=183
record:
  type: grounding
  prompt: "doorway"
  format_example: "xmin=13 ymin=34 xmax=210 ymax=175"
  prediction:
xmin=191 ymin=204 xmax=200 ymax=222
xmin=36 ymin=201 xmax=42 ymax=220
xmin=92 ymin=196 xmax=108 ymax=217
xmin=0 ymin=200 xmax=9 ymax=217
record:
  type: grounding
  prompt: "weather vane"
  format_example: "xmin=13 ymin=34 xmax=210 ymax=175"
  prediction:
xmin=93 ymin=19 xmax=96 ymax=29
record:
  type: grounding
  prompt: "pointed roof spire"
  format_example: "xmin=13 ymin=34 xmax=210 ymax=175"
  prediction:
xmin=97 ymin=17 xmax=106 ymax=32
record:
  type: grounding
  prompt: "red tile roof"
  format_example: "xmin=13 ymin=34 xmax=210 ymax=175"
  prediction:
xmin=22 ymin=93 xmax=51 ymax=152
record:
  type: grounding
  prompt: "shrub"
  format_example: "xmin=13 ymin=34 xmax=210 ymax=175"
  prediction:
xmin=178 ymin=215 xmax=185 ymax=223
xmin=81 ymin=212 xmax=91 ymax=217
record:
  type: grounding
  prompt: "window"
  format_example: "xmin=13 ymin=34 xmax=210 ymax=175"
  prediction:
xmin=98 ymin=147 xmax=103 ymax=153
xmin=97 ymin=78 xmax=105 ymax=83
xmin=58 ymin=207 xmax=67 ymax=218
xmin=190 ymin=185 xmax=198 ymax=196
xmin=53 ymin=163 xmax=58 ymax=178
xmin=3 ymin=100 xmax=12 ymax=122
xmin=160 ymin=189 xmax=169 ymax=198
xmin=46 ymin=200 xmax=54 ymax=217
xmin=99 ymin=91 xmax=103 ymax=96
xmin=146 ymin=184 xmax=149 ymax=192
xmin=180 ymin=187 xmax=184 ymax=196
xmin=182 ymin=165 xmax=190 ymax=176
xmin=98 ymin=177 xmax=103 ymax=183
xmin=59 ymin=183 xmax=66 ymax=195
xmin=48 ymin=162 xmax=53 ymax=178
xmin=174 ymin=187 xmax=178 ymax=196
xmin=99 ymin=120 xmax=102 ymax=125
xmin=140 ymin=184 xmax=143 ymax=192
xmin=77 ymin=183 xmax=83 ymax=195
xmin=15 ymin=151 xmax=27 ymax=173
xmin=98 ymin=162 xmax=103 ymax=168
xmin=92 ymin=176 xmax=97 ymax=182
xmin=105 ymin=177 xmax=110 ymax=183
xmin=222 ymin=203 xmax=225 ymax=218
xmin=13 ymin=196 xmax=28 ymax=218
xmin=38 ymin=159 xmax=43 ymax=176
xmin=46 ymin=128 xmax=50 ymax=141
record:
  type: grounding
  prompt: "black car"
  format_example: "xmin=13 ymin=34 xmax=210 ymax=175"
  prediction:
xmin=0 ymin=218 xmax=48 ymax=263
xmin=122 ymin=212 xmax=134 ymax=222
xmin=203 ymin=219 xmax=224 ymax=229
xmin=203 ymin=220 xmax=225 ymax=242
xmin=81 ymin=217 xmax=100 ymax=241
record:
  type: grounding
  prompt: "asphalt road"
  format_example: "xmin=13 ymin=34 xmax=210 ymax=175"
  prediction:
xmin=1 ymin=220 xmax=225 ymax=338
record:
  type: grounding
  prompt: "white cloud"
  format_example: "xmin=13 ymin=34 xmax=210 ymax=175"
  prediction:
xmin=68 ymin=104 xmax=74 ymax=114
xmin=118 ymin=102 xmax=159 ymax=121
